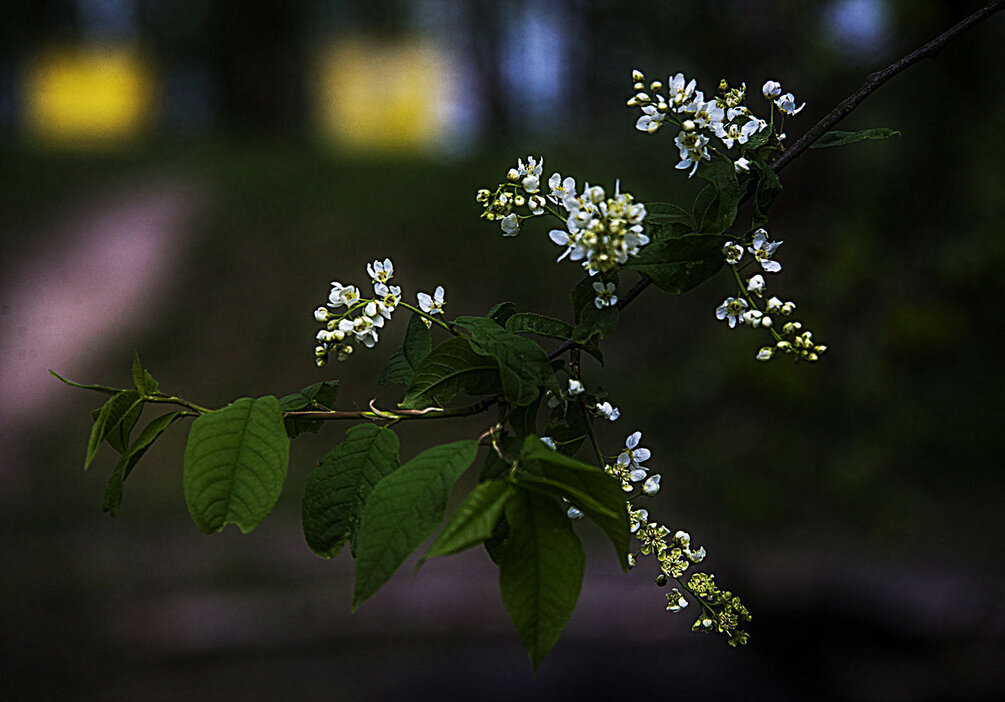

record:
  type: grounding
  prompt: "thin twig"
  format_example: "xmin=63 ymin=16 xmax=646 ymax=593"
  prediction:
xmin=771 ymin=0 xmax=1004 ymax=173
xmin=285 ymin=396 xmax=499 ymax=422
xmin=548 ymin=0 xmax=1003 ymax=361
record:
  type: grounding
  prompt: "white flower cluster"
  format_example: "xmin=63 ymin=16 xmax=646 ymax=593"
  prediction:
xmin=479 ymin=157 xmax=649 ymax=277
xmin=632 ymin=510 xmax=707 ymax=587
xmin=716 ymin=229 xmax=826 ymax=362
xmin=476 ymin=155 xmax=549 ymax=237
xmin=313 ymin=258 xmax=446 ymax=366
xmin=547 ymin=178 xmax=649 ymax=276
xmin=604 ymin=431 xmax=661 ymax=497
xmin=629 ymin=70 xmax=805 ymax=176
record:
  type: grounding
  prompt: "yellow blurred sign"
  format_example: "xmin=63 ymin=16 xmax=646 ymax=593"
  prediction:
xmin=315 ymin=38 xmax=448 ymax=152
xmin=25 ymin=45 xmax=154 ymax=145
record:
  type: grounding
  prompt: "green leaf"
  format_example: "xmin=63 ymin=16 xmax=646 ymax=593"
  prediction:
xmin=85 ymin=390 xmax=142 ymax=470
xmin=509 ymin=394 xmax=541 ymax=437
xmin=695 ymin=157 xmax=741 ymax=234
xmin=421 ymin=480 xmax=515 ymax=562
xmin=810 ymin=128 xmax=901 ymax=149
xmin=400 ymin=337 xmax=502 ymax=409
xmin=750 ymin=160 xmax=782 ymax=228
xmin=515 ymin=469 xmax=618 ymax=519
xmin=103 ymin=398 xmax=144 ymax=455
xmin=301 ymin=424 xmax=400 ymax=559
xmin=104 ymin=411 xmax=185 ymax=517
xmin=182 ymin=396 xmax=290 ymax=534
xmin=279 ymin=380 xmax=340 ymax=438
xmin=505 ymin=312 xmax=572 ymax=340
xmin=570 ymin=275 xmax=619 ymax=344
xmin=625 ymin=232 xmax=725 ymax=294
xmin=484 ymin=515 xmax=510 ymax=565
xmin=506 ymin=313 xmax=603 ymax=364
xmin=643 ymin=201 xmax=695 ymax=230
xmin=543 ymin=400 xmax=589 ymax=456
xmin=50 ymin=369 xmax=122 ymax=395
xmin=131 ymin=352 xmax=160 ymax=395
xmin=520 ymin=436 xmax=630 ymax=571
xmin=279 ymin=379 xmax=340 ymax=411
xmin=454 ymin=316 xmax=559 ymax=407
xmin=379 ymin=313 xmax=432 ymax=386
xmin=499 ymin=490 xmax=584 ymax=670
xmin=479 ymin=435 xmax=522 ymax=482
xmin=353 ymin=439 xmax=479 ymax=609
xmin=488 ymin=301 xmax=517 ymax=326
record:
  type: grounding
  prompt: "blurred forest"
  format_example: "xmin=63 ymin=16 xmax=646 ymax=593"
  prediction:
xmin=1 ymin=1 xmax=1003 ymax=700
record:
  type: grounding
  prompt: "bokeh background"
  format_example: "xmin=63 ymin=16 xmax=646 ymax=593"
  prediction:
xmin=1 ymin=1 xmax=1003 ymax=699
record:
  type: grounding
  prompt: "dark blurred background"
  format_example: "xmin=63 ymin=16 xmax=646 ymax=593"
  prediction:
xmin=1 ymin=1 xmax=1003 ymax=700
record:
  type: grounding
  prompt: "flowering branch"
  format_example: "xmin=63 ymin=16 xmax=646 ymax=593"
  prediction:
xmin=546 ymin=0 xmax=1003 ymax=361
xmin=57 ymin=4 xmax=1002 ymax=670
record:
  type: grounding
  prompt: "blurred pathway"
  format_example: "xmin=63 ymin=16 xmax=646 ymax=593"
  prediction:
xmin=0 ymin=181 xmax=200 ymax=490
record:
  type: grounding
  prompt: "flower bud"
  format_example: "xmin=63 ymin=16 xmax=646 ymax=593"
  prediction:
xmin=682 ymin=119 xmax=696 ymax=131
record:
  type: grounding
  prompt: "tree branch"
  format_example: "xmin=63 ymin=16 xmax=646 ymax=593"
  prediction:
xmin=770 ymin=0 xmax=1004 ymax=173
xmin=285 ymin=396 xmax=500 ymax=422
xmin=548 ymin=0 xmax=1003 ymax=361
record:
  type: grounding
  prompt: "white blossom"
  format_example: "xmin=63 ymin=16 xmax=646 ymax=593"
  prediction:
xmin=619 ymin=431 xmax=651 ymax=470
xmin=674 ymin=131 xmax=710 ymax=177
xmin=666 ymin=590 xmax=689 ymax=612
xmin=734 ymin=157 xmax=751 ymax=173
xmin=500 ymin=213 xmax=520 ymax=236
xmin=722 ymin=241 xmax=743 ymax=265
xmin=417 ymin=286 xmax=446 ymax=322
xmin=643 ymin=474 xmax=661 ymax=496
xmin=328 ymin=283 xmax=360 ymax=308
xmin=747 ymin=275 xmax=765 ymax=295
xmin=716 ymin=297 xmax=748 ymax=328
xmin=593 ymin=281 xmax=618 ymax=308
xmin=366 ymin=258 xmax=394 ymax=285
xmin=775 ymin=92 xmax=805 ymax=115
xmin=548 ymin=173 xmax=577 ymax=204
xmin=516 ymin=156 xmax=544 ymax=193
xmin=568 ymin=378 xmax=584 ymax=397
xmin=374 ymin=282 xmax=401 ymax=319
xmin=636 ymin=105 xmax=667 ymax=134
xmin=748 ymin=229 xmax=782 ymax=273
xmin=314 ymin=307 xmax=330 ymax=323
xmin=668 ymin=72 xmax=698 ymax=110
xmin=762 ymin=80 xmax=782 ymax=99
xmin=595 ymin=401 xmax=620 ymax=421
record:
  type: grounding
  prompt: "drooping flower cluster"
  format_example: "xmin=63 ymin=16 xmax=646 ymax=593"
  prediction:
xmin=628 ymin=70 xmax=805 ymax=176
xmin=478 ymin=156 xmax=649 ymax=278
xmin=687 ymin=572 xmax=752 ymax=647
xmin=312 ymin=259 xmax=445 ymax=366
xmin=715 ymin=228 xmax=826 ymax=362
xmin=538 ymin=386 xmax=747 ymax=644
